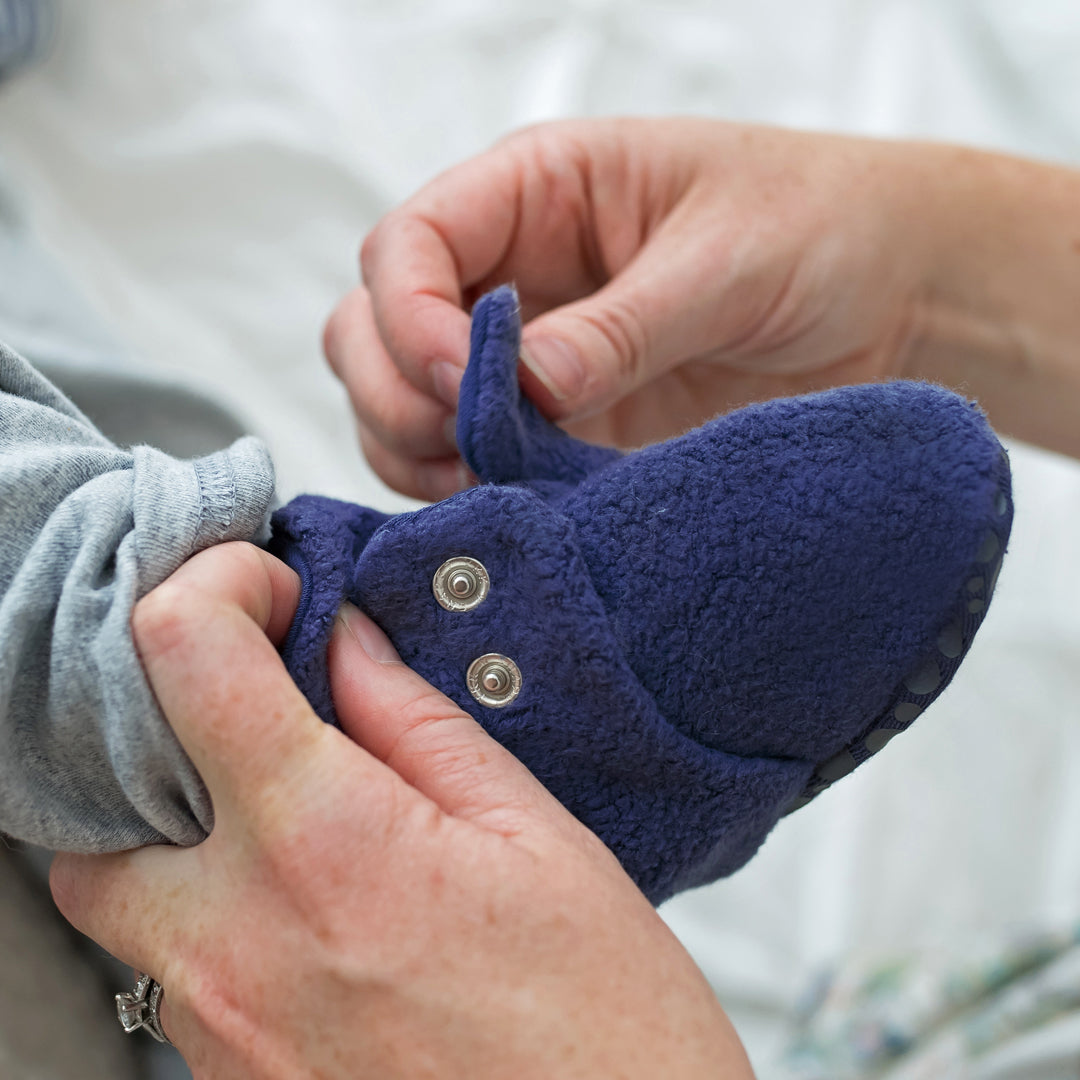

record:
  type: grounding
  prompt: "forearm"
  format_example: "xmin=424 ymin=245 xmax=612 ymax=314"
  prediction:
xmin=905 ymin=144 xmax=1080 ymax=458
xmin=0 ymin=344 xmax=276 ymax=850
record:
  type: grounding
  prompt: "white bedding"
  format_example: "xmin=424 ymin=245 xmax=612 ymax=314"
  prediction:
xmin=1 ymin=2 xmax=1078 ymax=1074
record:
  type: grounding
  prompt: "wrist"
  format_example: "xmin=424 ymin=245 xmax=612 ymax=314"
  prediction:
xmin=904 ymin=144 xmax=1080 ymax=457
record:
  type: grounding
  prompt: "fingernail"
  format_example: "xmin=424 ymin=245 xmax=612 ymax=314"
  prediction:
xmin=443 ymin=413 xmax=458 ymax=450
xmin=337 ymin=603 xmax=401 ymax=664
xmin=520 ymin=338 xmax=585 ymax=402
xmin=432 ymin=361 xmax=464 ymax=408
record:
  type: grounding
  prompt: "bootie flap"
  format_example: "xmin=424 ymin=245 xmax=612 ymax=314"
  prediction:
xmin=270 ymin=286 xmax=1013 ymax=905
xmin=457 ymin=284 xmax=622 ymax=489
xmin=269 ymin=495 xmax=389 ymax=726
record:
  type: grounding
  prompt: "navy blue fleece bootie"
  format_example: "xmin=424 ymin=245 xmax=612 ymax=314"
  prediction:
xmin=270 ymin=286 xmax=1012 ymax=905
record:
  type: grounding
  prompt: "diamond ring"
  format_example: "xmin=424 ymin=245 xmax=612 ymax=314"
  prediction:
xmin=116 ymin=972 xmax=171 ymax=1045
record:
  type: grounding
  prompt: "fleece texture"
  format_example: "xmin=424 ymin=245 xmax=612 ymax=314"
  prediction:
xmin=270 ymin=285 xmax=1013 ymax=905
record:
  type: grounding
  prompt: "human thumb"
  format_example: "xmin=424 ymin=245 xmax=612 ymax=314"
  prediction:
xmin=518 ymin=289 xmax=646 ymax=423
xmin=518 ymin=229 xmax=732 ymax=425
xmin=327 ymin=603 xmax=566 ymax=830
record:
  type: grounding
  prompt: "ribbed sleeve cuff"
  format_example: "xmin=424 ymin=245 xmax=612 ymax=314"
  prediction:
xmin=133 ymin=435 xmax=275 ymax=592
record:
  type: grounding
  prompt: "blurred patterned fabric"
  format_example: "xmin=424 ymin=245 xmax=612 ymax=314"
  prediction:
xmin=784 ymin=924 xmax=1080 ymax=1079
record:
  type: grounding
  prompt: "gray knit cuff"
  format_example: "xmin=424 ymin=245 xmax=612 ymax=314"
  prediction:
xmin=133 ymin=436 xmax=275 ymax=592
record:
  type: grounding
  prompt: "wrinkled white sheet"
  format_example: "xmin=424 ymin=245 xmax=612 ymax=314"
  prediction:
xmin=0 ymin=2 xmax=1078 ymax=1075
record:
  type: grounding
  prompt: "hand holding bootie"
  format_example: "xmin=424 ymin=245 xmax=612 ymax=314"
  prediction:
xmin=270 ymin=286 xmax=1012 ymax=905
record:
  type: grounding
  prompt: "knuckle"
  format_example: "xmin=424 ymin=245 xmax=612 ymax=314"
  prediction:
xmin=48 ymin=855 xmax=81 ymax=921
xmin=344 ymin=369 xmax=382 ymax=431
xmin=365 ymin=388 xmax=438 ymax=456
xmin=377 ymin=390 xmax=411 ymax=438
xmin=359 ymin=229 xmax=377 ymax=279
xmin=396 ymin=682 xmax=466 ymax=733
xmin=131 ymin=583 xmax=195 ymax=661
xmin=357 ymin=384 xmax=401 ymax=444
xmin=579 ymin=298 xmax=648 ymax=384
xmin=357 ymin=426 xmax=430 ymax=501
xmin=385 ymin=693 xmax=484 ymax=782
xmin=323 ymin=286 xmax=371 ymax=374
xmin=360 ymin=219 xmax=392 ymax=282
xmin=215 ymin=542 xmax=276 ymax=623
xmin=201 ymin=539 xmax=263 ymax=581
xmin=376 ymin=287 xmax=443 ymax=375
xmin=356 ymin=422 xmax=392 ymax=473
xmin=494 ymin=117 xmax=562 ymax=151
xmin=322 ymin=307 xmax=344 ymax=371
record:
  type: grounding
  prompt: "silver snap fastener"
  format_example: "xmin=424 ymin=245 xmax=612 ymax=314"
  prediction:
xmin=466 ymin=653 xmax=521 ymax=708
xmin=433 ymin=556 xmax=490 ymax=612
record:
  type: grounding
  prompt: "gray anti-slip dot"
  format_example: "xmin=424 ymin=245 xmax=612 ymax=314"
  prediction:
xmin=903 ymin=658 xmax=941 ymax=696
xmin=865 ymin=728 xmax=901 ymax=753
xmin=893 ymin=702 xmax=924 ymax=725
xmin=988 ymin=556 xmax=1002 ymax=596
xmin=968 ymin=597 xmax=986 ymax=615
xmin=937 ymin=620 xmax=963 ymax=659
xmin=966 ymin=575 xmax=984 ymax=596
xmin=995 ymin=490 xmax=1008 ymax=517
xmin=976 ymin=531 xmax=1000 ymax=564
xmin=816 ymin=750 xmax=857 ymax=783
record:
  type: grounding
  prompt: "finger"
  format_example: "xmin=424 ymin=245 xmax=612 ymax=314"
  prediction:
xmin=361 ymin=149 xmax=525 ymax=405
xmin=153 ymin=542 xmax=302 ymax=646
xmin=358 ymin=424 xmax=473 ymax=503
xmin=324 ymin=286 xmax=457 ymax=459
xmin=518 ymin=200 xmax=743 ymax=422
xmin=328 ymin=604 xmax=565 ymax=833
xmin=50 ymin=847 xmax=185 ymax=981
xmin=131 ymin=545 xmax=387 ymax=815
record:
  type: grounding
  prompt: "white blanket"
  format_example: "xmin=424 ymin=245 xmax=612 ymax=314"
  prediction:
xmin=1 ymin=2 xmax=1078 ymax=1074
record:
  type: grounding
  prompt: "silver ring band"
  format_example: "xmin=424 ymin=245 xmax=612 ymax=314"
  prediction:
xmin=116 ymin=972 xmax=172 ymax=1045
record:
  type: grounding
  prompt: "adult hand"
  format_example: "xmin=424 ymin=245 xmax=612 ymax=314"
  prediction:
xmin=325 ymin=118 xmax=944 ymax=499
xmin=326 ymin=117 xmax=1080 ymax=498
xmin=50 ymin=542 xmax=751 ymax=1079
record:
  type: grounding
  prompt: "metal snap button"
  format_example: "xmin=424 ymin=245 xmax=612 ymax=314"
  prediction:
xmin=433 ymin=556 xmax=490 ymax=612
xmin=466 ymin=653 xmax=521 ymax=708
